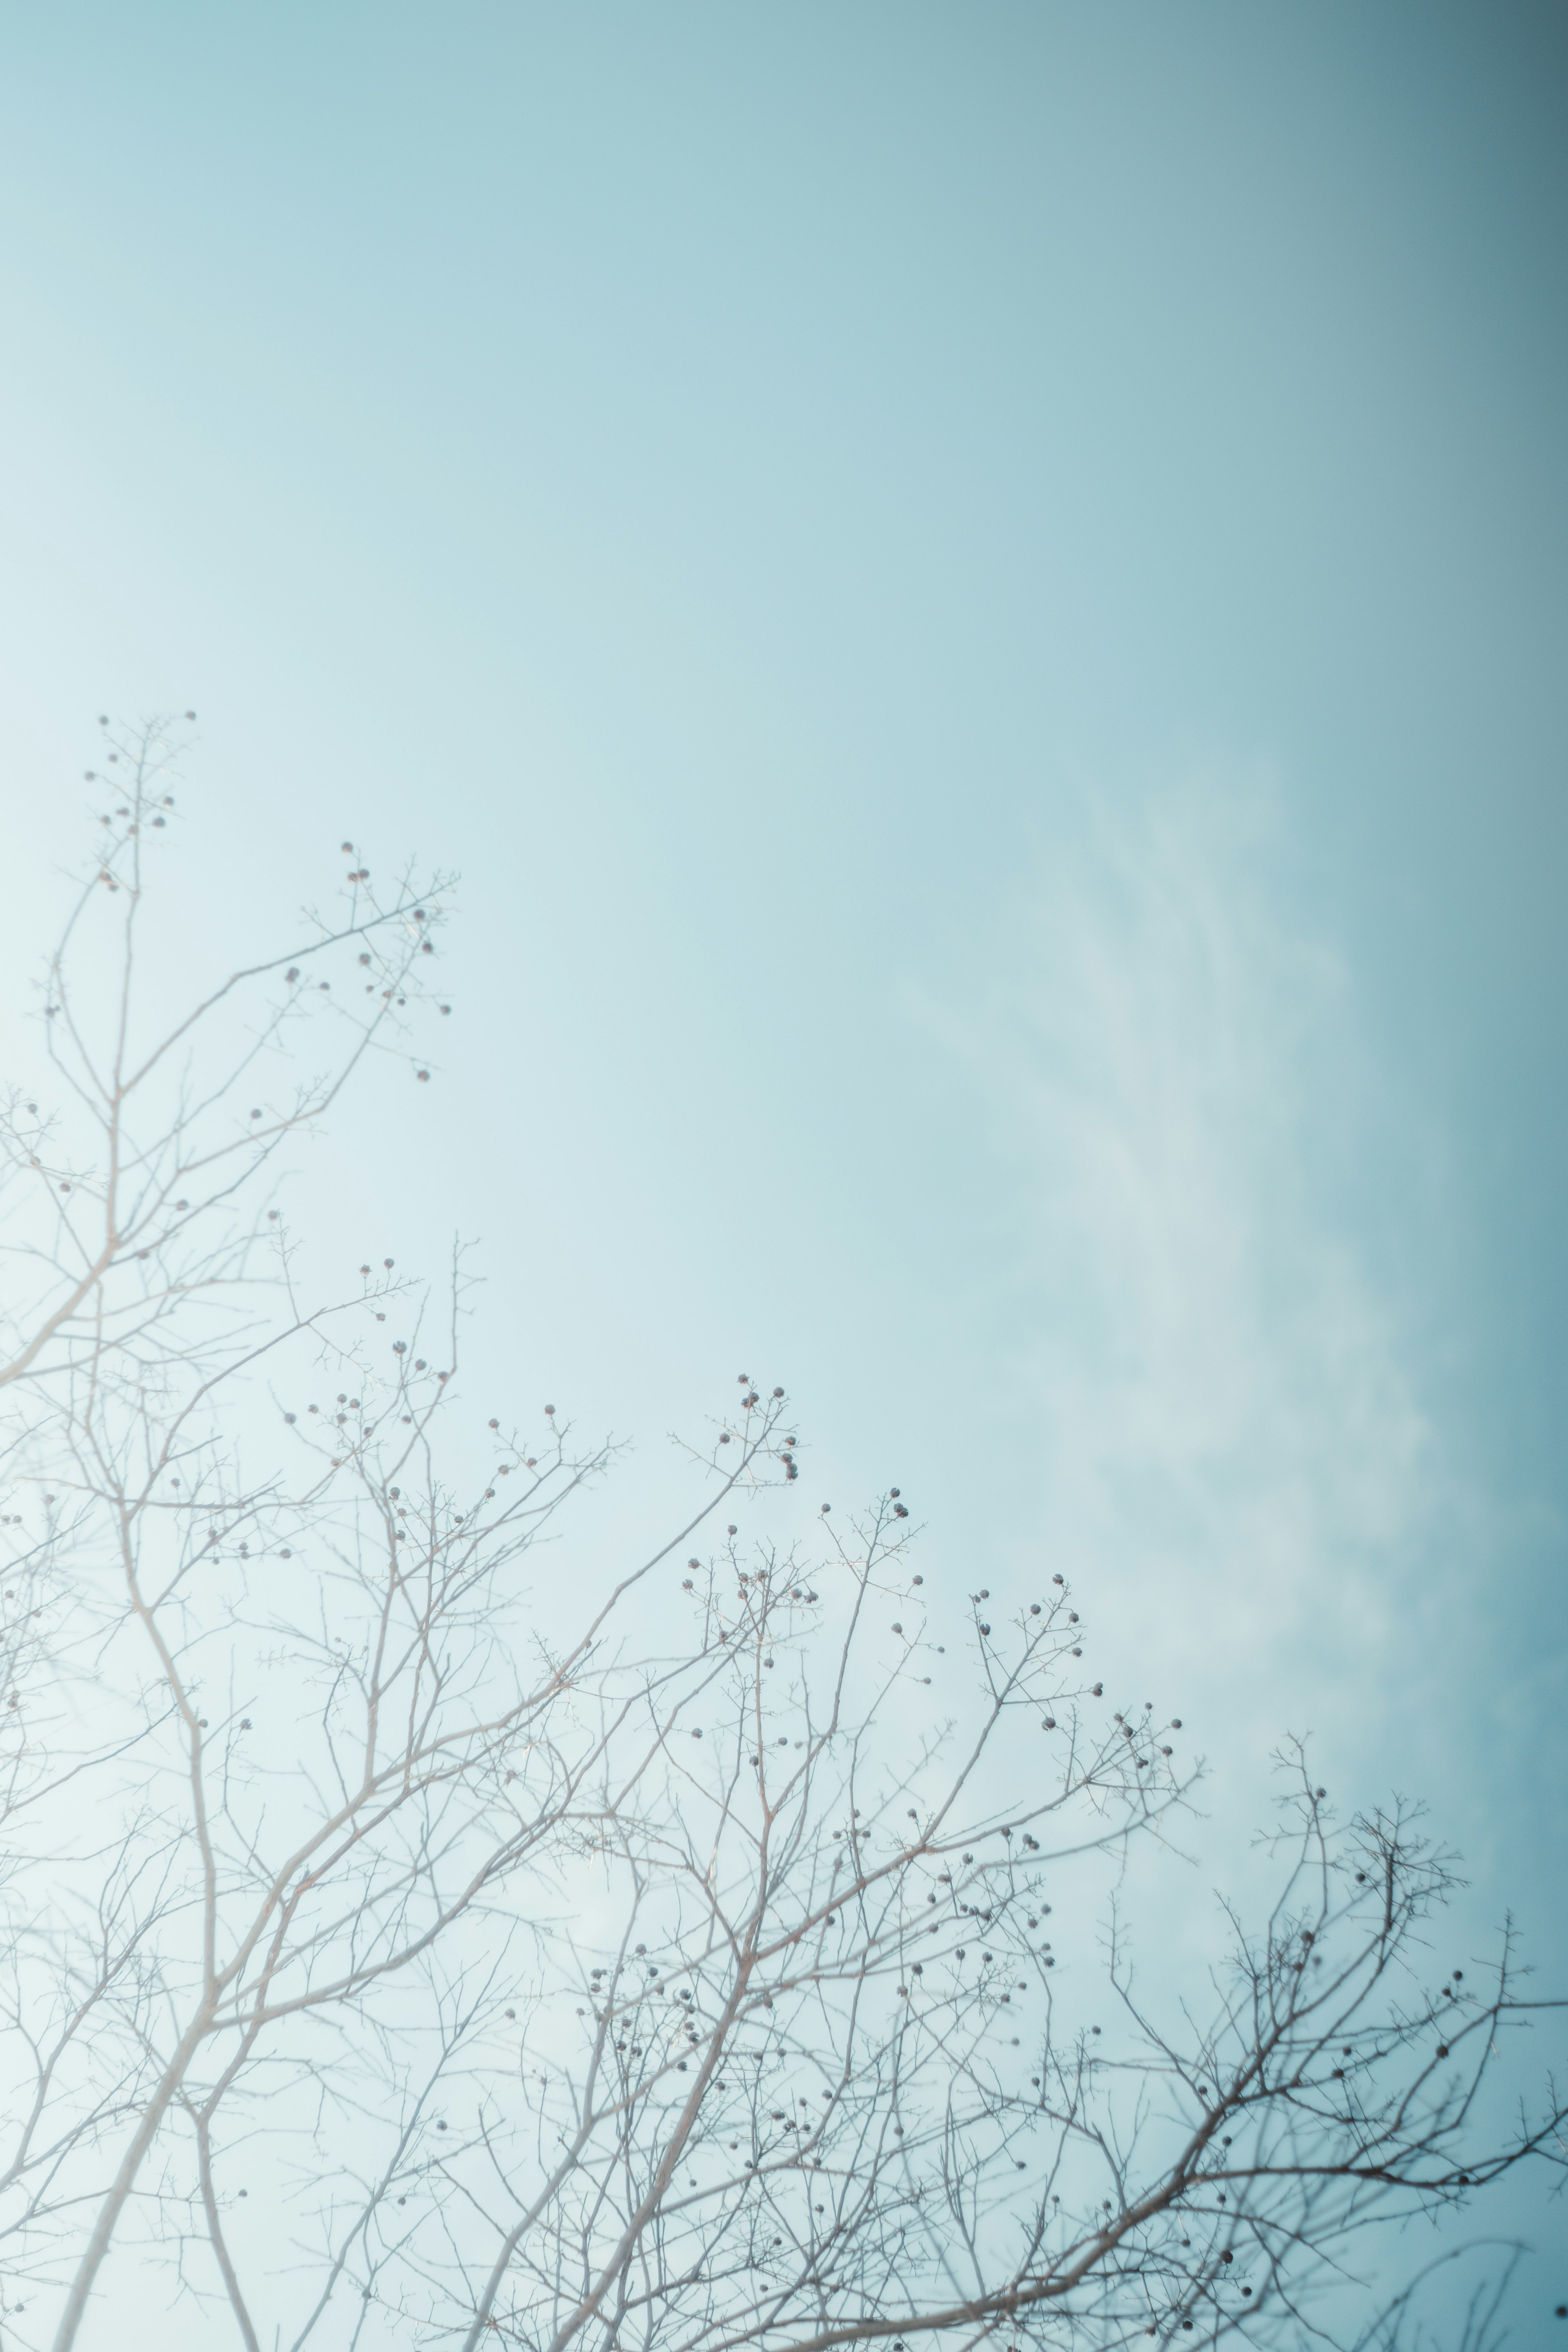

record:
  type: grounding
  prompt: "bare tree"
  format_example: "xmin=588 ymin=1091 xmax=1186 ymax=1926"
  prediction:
xmin=0 ymin=722 xmax=1560 ymax=2352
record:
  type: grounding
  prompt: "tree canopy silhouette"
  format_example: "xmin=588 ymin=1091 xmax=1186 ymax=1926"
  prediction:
xmin=0 ymin=720 xmax=1560 ymax=2352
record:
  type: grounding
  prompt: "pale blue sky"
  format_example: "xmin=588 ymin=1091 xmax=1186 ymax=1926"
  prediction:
xmin=2 ymin=4 xmax=1565 ymax=2339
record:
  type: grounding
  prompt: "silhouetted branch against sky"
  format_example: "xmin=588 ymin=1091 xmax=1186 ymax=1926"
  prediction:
xmin=0 ymin=743 xmax=1561 ymax=2352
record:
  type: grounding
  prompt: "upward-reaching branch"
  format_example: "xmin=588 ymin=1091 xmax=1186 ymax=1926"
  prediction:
xmin=0 ymin=722 xmax=1557 ymax=2352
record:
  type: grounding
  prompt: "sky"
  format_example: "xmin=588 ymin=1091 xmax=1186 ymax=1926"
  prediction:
xmin=1 ymin=2 xmax=1565 ymax=2341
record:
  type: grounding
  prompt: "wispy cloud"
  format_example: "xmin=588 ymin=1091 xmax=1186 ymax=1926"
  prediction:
xmin=942 ymin=776 xmax=1441 ymax=1777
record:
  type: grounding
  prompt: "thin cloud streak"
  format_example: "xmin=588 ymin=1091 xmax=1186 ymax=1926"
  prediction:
xmin=941 ymin=779 xmax=1443 ymax=1784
